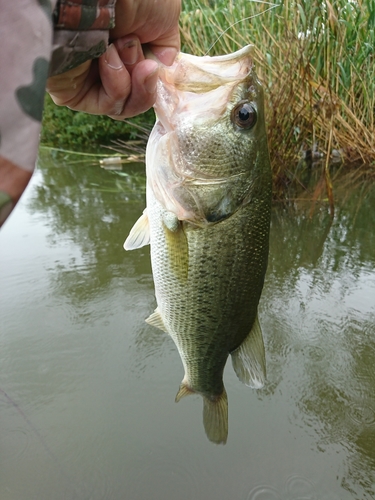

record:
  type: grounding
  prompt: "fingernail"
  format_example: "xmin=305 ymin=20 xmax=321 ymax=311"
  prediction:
xmin=152 ymin=47 xmax=178 ymax=66
xmin=105 ymin=44 xmax=123 ymax=70
xmin=144 ymin=64 xmax=159 ymax=94
xmin=116 ymin=37 xmax=139 ymax=66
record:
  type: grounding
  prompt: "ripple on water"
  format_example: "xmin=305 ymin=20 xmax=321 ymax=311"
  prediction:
xmin=0 ymin=426 xmax=31 ymax=465
xmin=285 ymin=474 xmax=317 ymax=500
xmin=347 ymin=401 xmax=375 ymax=428
xmin=300 ymin=345 xmax=328 ymax=364
xmin=247 ymin=485 xmax=282 ymax=500
xmin=247 ymin=475 xmax=344 ymax=500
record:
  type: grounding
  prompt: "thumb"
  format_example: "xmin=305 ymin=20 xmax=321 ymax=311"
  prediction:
xmin=148 ymin=26 xmax=180 ymax=66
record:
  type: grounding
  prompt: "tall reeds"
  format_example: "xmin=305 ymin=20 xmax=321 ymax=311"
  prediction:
xmin=180 ymin=0 xmax=375 ymax=202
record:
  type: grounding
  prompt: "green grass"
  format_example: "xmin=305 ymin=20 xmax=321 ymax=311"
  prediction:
xmin=41 ymin=94 xmax=154 ymax=150
xmin=180 ymin=0 xmax=375 ymax=202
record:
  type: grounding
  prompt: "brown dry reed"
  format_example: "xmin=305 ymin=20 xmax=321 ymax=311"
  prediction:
xmin=180 ymin=0 xmax=375 ymax=209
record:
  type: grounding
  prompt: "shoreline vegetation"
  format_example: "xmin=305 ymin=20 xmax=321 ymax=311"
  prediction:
xmin=41 ymin=0 xmax=375 ymax=206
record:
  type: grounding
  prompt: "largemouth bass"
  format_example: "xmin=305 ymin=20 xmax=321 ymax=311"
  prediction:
xmin=124 ymin=46 xmax=272 ymax=444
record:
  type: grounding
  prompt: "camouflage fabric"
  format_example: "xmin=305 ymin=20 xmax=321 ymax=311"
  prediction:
xmin=0 ymin=0 xmax=58 ymax=173
xmin=0 ymin=0 xmax=115 ymax=174
xmin=53 ymin=0 xmax=116 ymax=30
xmin=50 ymin=0 xmax=116 ymax=75
xmin=49 ymin=31 xmax=109 ymax=76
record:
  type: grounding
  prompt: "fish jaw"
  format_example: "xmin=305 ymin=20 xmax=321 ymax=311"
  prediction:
xmin=146 ymin=45 xmax=268 ymax=226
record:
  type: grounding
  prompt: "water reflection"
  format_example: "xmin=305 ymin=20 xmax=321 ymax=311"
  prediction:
xmin=261 ymin=188 xmax=375 ymax=498
xmin=0 ymin=150 xmax=375 ymax=499
xmin=29 ymin=151 xmax=150 ymax=302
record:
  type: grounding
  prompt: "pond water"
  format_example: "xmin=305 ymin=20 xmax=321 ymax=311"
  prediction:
xmin=1 ymin=150 xmax=375 ymax=500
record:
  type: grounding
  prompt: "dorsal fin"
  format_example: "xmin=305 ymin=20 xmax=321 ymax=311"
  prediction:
xmin=124 ymin=209 xmax=150 ymax=250
xmin=230 ymin=314 xmax=266 ymax=389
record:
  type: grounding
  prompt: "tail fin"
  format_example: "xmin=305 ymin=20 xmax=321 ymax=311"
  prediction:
xmin=203 ymin=389 xmax=228 ymax=445
xmin=176 ymin=383 xmax=228 ymax=444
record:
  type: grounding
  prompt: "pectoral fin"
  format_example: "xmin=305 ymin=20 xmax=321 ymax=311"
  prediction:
xmin=162 ymin=211 xmax=189 ymax=282
xmin=231 ymin=314 xmax=266 ymax=389
xmin=124 ymin=209 xmax=150 ymax=250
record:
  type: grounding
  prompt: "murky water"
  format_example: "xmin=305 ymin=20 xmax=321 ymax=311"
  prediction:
xmin=1 ymin=150 xmax=375 ymax=500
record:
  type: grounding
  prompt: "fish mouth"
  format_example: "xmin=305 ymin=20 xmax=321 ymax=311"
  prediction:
xmin=146 ymin=45 xmax=259 ymax=224
xmin=153 ymin=45 xmax=255 ymax=132
xmin=165 ymin=45 xmax=254 ymax=92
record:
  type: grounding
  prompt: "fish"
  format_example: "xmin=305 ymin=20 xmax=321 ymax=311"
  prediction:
xmin=124 ymin=45 xmax=272 ymax=444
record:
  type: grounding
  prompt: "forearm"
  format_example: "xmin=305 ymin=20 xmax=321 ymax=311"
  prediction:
xmin=0 ymin=1 xmax=57 ymax=226
xmin=0 ymin=158 xmax=32 ymax=226
xmin=0 ymin=0 xmax=115 ymax=165
xmin=0 ymin=0 xmax=115 ymax=226
xmin=0 ymin=1 xmax=56 ymax=172
xmin=0 ymin=0 xmax=181 ymax=227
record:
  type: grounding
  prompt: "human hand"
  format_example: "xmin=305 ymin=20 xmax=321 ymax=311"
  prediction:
xmin=46 ymin=0 xmax=181 ymax=120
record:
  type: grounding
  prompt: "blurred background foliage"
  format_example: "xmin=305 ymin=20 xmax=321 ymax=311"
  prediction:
xmin=41 ymin=94 xmax=154 ymax=150
xmin=41 ymin=0 xmax=375 ymax=201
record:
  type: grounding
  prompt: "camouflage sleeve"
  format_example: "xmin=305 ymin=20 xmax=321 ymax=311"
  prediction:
xmin=49 ymin=0 xmax=116 ymax=76
xmin=0 ymin=0 xmax=58 ymax=173
xmin=0 ymin=0 xmax=115 ymax=174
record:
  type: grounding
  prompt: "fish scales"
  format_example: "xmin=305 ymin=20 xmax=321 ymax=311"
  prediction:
xmin=148 ymin=188 xmax=270 ymax=394
xmin=124 ymin=46 xmax=272 ymax=444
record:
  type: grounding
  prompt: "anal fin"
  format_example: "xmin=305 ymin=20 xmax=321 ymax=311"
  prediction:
xmin=231 ymin=314 xmax=266 ymax=389
xmin=145 ymin=308 xmax=167 ymax=332
xmin=175 ymin=383 xmax=195 ymax=402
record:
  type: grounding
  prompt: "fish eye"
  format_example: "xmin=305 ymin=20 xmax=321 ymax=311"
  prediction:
xmin=231 ymin=101 xmax=257 ymax=129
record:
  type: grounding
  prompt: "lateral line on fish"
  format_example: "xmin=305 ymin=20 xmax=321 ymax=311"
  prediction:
xmin=204 ymin=3 xmax=280 ymax=56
